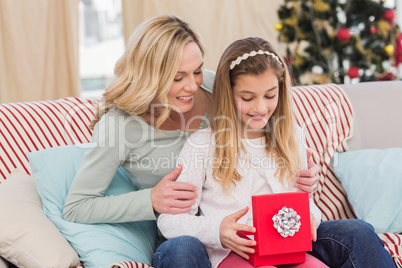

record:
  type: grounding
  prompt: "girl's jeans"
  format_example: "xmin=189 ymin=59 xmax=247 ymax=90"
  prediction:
xmin=310 ymin=219 xmax=395 ymax=268
xmin=152 ymin=219 xmax=395 ymax=268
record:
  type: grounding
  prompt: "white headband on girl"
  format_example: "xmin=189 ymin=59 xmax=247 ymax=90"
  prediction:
xmin=229 ymin=49 xmax=282 ymax=70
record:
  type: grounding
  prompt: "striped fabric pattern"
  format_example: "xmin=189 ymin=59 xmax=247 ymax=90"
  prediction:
xmin=379 ymin=233 xmax=402 ymax=268
xmin=0 ymin=97 xmax=95 ymax=182
xmin=110 ymin=262 xmax=151 ymax=268
xmin=0 ymin=86 xmax=401 ymax=267
xmin=292 ymin=84 xmax=354 ymax=221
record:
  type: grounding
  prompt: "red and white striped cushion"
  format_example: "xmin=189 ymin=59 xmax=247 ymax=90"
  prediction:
xmin=292 ymin=84 xmax=354 ymax=221
xmin=379 ymin=233 xmax=402 ymax=267
xmin=110 ymin=262 xmax=151 ymax=268
xmin=292 ymin=84 xmax=401 ymax=267
xmin=0 ymin=97 xmax=95 ymax=182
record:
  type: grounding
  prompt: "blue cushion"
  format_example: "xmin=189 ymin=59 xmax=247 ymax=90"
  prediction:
xmin=27 ymin=144 xmax=156 ymax=268
xmin=332 ymin=148 xmax=402 ymax=233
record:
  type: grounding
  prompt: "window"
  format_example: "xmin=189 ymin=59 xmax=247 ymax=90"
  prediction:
xmin=78 ymin=0 xmax=124 ymax=98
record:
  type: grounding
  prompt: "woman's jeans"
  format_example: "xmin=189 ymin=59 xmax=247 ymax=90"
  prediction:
xmin=152 ymin=219 xmax=395 ymax=268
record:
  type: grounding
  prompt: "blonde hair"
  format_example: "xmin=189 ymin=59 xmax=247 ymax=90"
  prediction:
xmin=210 ymin=37 xmax=300 ymax=193
xmin=90 ymin=15 xmax=204 ymax=130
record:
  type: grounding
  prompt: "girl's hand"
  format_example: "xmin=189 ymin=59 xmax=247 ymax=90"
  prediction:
xmin=310 ymin=212 xmax=318 ymax=242
xmin=295 ymin=148 xmax=320 ymax=195
xmin=151 ymin=165 xmax=198 ymax=214
xmin=219 ymin=207 xmax=256 ymax=259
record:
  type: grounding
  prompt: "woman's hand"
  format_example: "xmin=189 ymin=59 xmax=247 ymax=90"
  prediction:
xmin=295 ymin=148 xmax=320 ymax=194
xmin=310 ymin=212 xmax=318 ymax=242
xmin=151 ymin=165 xmax=198 ymax=214
xmin=219 ymin=207 xmax=256 ymax=260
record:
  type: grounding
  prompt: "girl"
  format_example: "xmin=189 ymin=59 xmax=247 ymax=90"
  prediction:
xmin=157 ymin=37 xmax=395 ymax=268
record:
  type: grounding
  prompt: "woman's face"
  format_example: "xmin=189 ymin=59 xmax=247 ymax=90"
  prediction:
xmin=233 ymin=69 xmax=279 ymax=139
xmin=167 ymin=42 xmax=204 ymax=114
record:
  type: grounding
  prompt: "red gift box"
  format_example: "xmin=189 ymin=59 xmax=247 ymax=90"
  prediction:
xmin=238 ymin=192 xmax=312 ymax=266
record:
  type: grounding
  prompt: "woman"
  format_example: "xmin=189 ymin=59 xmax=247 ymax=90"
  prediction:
xmin=63 ymin=15 xmax=319 ymax=267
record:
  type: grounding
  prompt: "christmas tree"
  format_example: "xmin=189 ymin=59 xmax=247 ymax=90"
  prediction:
xmin=276 ymin=0 xmax=398 ymax=85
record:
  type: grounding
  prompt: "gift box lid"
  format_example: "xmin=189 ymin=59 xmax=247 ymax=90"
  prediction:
xmin=252 ymin=192 xmax=312 ymax=255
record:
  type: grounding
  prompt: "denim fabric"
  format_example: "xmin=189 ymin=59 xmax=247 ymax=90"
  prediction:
xmin=152 ymin=235 xmax=211 ymax=268
xmin=310 ymin=219 xmax=395 ymax=268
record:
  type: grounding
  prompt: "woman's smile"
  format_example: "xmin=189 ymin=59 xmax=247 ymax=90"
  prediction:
xmin=176 ymin=95 xmax=194 ymax=103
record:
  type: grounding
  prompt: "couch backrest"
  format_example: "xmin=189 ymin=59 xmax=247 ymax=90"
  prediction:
xmin=0 ymin=85 xmax=354 ymax=223
xmin=0 ymin=97 xmax=96 ymax=182
xmin=341 ymin=81 xmax=402 ymax=151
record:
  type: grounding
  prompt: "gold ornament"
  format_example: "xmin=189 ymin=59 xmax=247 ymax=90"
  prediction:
xmin=293 ymin=54 xmax=304 ymax=67
xmin=377 ymin=20 xmax=391 ymax=37
xmin=274 ymin=22 xmax=283 ymax=31
xmin=313 ymin=0 xmax=330 ymax=13
xmin=384 ymin=44 xmax=394 ymax=56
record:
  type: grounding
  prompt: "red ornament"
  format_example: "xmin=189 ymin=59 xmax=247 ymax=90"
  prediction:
xmin=337 ymin=27 xmax=351 ymax=42
xmin=347 ymin=66 xmax=360 ymax=79
xmin=383 ymin=9 xmax=395 ymax=23
xmin=378 ymin=72 xmax=395 ymax=81
xmin=285 ymin=55 xmax=294 ymax=65
xmin=370 ymin=26 xmax=376 ymax=34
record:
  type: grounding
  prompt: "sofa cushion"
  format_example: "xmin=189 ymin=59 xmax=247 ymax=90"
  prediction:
xmin=291 ymin=84 xmax=354 ymax=220
xmin=0 ymin=169 xmax=81 ymax=268
xmin=0 ymin=97 xmax=96 ymax=182
xmin=332 ymin=149 xmax=402 ymax=233
xmin=0 ymin=258 xmax=8 ymax=268
xmin=27 ymin=144 xmax=157 ymax=268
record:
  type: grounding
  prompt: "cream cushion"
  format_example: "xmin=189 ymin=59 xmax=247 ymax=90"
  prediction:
xmin=0 ymin=170 xmax=80 ymax=268
xmin=0 ymin=257 xmax=8 ymax=268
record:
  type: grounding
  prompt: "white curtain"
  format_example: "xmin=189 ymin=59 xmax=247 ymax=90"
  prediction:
xmin=121 ymin=0 xmax=282 ymax=72
xmin=0 ymin=0 xmax=80 ymax=103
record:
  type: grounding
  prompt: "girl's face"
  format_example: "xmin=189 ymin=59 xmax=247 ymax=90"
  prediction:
xmin=233 ymin=69 xmax=279 ymax=139
xmin=167 ymin=41 xmax=204 ymax=114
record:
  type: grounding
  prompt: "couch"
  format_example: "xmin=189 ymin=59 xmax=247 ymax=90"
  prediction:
xmin=0 ymin=81 xmax=401 ymax=268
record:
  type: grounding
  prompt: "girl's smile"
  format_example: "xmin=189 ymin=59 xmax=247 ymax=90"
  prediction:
xmin=247 ymin=113 xmax=268 ymax=120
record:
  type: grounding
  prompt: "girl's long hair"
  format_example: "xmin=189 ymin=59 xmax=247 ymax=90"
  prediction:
xmin=90 ymin=15 xmax=204 ymax=130
xmin=210 ymin=37 xmax=300 ymax=193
